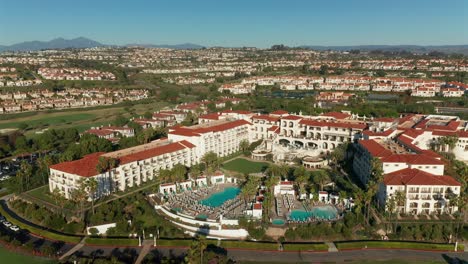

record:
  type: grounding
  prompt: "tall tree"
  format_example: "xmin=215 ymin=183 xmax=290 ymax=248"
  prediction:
xmin=85 ymin=178 xmax=98 ymax=214
xmin=312 ymin=170 xmax=330 ymax=191
xmin=72 ymin=179 xmax=88 ymax=220
xmin=239 ymin=139 xmax=250 ymax=154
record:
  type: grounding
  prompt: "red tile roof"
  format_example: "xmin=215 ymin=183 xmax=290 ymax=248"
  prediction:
xmin=300 ymin=119 xmax=367 ymax=130
xmin=171 ymin=119 xmax=251 ymax=137
xmin=251 ymin=115 xmax=279 ymax=122
xmin=432 ymin=130 xmax=468 ymax=138
xmin=199 ymin=113 xmax=221 ymax=120
xmin=85 ymin=129 xmax=114 ymax=137
xmin=118 ymin=140 xmax=195 ymax=165
xmin=321 ymin=111 xmax=351 ymax=119
xmin=358 ymin=140 xmax=392 ymax=158
xmin=373 ymin=117 xmax=396 ymax=123
xmin=50 ymin=152 xmax=104 ymax=177
xmin=281 ymin=115 xmax=303 ymax=120
xmin=270 ymin=110 xmax=289 ymax=115
xmin=402 ymin=129 xmax=424 ymax=139
xmin=381 ymin=154 xmax=444 ymax=165
xmin=253 ymin=203 xmax=262 ymax=210
xmin=384 ymin=168 xmax=460 ymax=186
xmin=362 ymin=129 xmax=395 ymax=137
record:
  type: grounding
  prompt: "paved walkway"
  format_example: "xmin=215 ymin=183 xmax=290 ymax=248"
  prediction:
xmin=134 ymin=240 xmax=153 ymax=264
xmin=59 ymin=236 xmax=87 ymax=260
xmin=326 ymin=242 xmax=338 ymax=252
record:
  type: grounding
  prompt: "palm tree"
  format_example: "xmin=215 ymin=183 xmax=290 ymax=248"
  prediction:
xmin=312 ymin=170 xmax=329 ymax=191
xmin=72 ymin=179 xmax=88 ymax=221
xmin=85 ymin=178 xmax=98 ymax=215
xmin=201 ymin=151 xmax=219 ymax=174
xmin=266 ymin=164 xmax=282 ymax=179
xmin=37 ymin=155 xmax=53 ymax=185
xmin=172 ymin=164 xmax=187 ymax=182
xmin=239 ymin=139 xmax=250 ymax=154
xmin=51 ymin=187 xmax=62 ymax=206
xmin=394 ymin=190 xmax=406 ymax=230
xmin=266 ymin=164 xmax=289 ymax=180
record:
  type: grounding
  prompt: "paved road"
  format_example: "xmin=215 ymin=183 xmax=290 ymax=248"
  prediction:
xmin=74 ymin=245 xmax=468 ymax=263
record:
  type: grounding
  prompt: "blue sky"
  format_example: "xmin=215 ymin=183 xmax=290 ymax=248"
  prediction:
xmin=1 ymin=0 xmax=467 ymax=47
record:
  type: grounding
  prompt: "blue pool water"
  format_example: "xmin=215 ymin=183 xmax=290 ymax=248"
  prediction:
xmin=289 ymin=206 xmax=338 ymax=221
xmin=272 ymin=219 xmax=285 ymax=225
xmin=200 ymin=187 xmax=240 ymax=208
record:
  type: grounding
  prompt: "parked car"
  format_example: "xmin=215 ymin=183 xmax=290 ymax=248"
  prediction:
xmin=2 ymin=221 xmax=12 ymax=227
xmin=9 ymin=225 xmax=19 ymax=232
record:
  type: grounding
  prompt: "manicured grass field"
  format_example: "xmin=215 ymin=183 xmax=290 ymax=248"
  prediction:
xmin=282 ymin=243 xmax=329 ymax=251
xmin=0 ymin=101 xmax=171 ymax=134
xmin=25 ymin=186 xmax=57 ymax=205
xmin=222 ymin=158 xmax=269 ymax=174
xmin=221 ymin=240 xmax=278 ymax=250
xmin=335 ymin=241 xmax=460 ymax=251
xmin=85 ymin=237 xmax=139 ymax=247
xmin=0 ymin=113 xmax=95 ymax=129
xmin=0 ymin=246 xmax=55 ymax=264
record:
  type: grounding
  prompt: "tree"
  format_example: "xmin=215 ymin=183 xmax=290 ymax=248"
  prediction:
xmin=393 ymin=190 xmax=406 ymax=230
xmin=266 ymin=164 xmax=288 ymax=180
xmin=187 ymin=236 xmax=207 ymax=264
xmin=239 ymin=139 xmax=250 ymax=154
xmin=37 ymin=155 xmax=54 ymax=185
xmin=172 ymin=164 xmax=187 ymax=182
xmin=311 ymin=170 xmax=330 ymax=191
xmin=330 ymin=142 xmax=349 ymax=164
xmin=436 ymin=135 xmax=459 ymax=152
xmin=201 ymin=151 xmax=220 ymax=174
xmin=293 ymin=166 xmax=309 ymax=194
xmin=72 ymin=179 xmax=88 ymax=220
xmin=16 ymin=161 xmax=33 ymax=192
xmin=241 ymin=176 xmax=260 ymax=204
xmin=85 ymin=178 xmax=98 ymax=215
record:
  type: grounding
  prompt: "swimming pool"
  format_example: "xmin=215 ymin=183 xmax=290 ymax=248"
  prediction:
xmin=200 ymin=186 xmax=240 ymax=208
xmin=272 ymin=218 xmax=285 ymax=225
xmin=289 ymin=206 xmax=338 ymax=221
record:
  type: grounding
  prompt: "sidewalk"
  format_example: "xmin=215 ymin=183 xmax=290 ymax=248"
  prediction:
xmin=327 ymin=242 xmax=338 ymax=252
xmin=59 ymin=236 xmax=87 ymax=260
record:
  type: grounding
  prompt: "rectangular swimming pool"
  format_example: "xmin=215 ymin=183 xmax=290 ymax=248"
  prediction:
xmin=289 ymin=205 xmax=338 ymax=221
xmin=200 ymin=186 xmax=240 ymax=208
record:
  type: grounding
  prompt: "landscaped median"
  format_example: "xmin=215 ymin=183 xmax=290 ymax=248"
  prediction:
xmin=0 ymin=204 xmax=82 ymax=244
xmin=85 ymin=237 xmax=139 ymax=247
xmin=282 ymin=243 xmax=329 ymax=251
xmin=335 ymin=241 xmax=463 ymax=252
xmin=220 ymin=240 xmax=278 ymax=251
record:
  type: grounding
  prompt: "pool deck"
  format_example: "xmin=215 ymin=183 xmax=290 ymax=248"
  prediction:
xmin=165 ymin=183 xmax=247 ymax=220
xmin=270 ymin=194 xmax=342 ymax=224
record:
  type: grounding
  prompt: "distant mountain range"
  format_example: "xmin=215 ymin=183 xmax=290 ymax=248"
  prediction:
xmin=0 ymin=37 xmax=205 ymax=52
xmin=1 ymin=37 xmax=467 ymax=54
xmin=0 ymin=37 xmax=104 ymax=52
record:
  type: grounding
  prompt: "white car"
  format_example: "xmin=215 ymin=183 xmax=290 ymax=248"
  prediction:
xmin=9 ymin=225 xmax=19 ymax=232
xmin=3 ymin=221 xmax=12 ymax=227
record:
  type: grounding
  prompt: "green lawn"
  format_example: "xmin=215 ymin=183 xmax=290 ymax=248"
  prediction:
xmin=0 ymin=100 xmax=172 ymax=134
xmin=221 ymin=241 xmax=278 ymax=250
xmin=0 ymin=113 xmax=96 ymax=129
xmin=282 ymin=243 xmax=329 ymax=251
xmin=85 ymin=237 xmax=139 ymax=247
xmin=335 ymin=241 xmax=460 ymax=251
xmin=222 ymin=158 xmax=269 ymax=174
xmin=0 ymin=246 xmax=55 ymax=264
xmin=25 ymin=186 xmax=56 ymax=205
